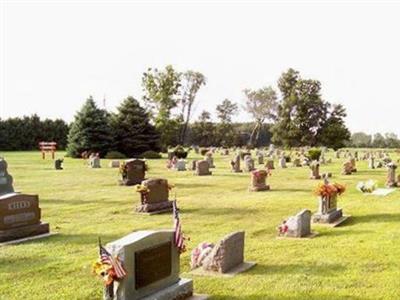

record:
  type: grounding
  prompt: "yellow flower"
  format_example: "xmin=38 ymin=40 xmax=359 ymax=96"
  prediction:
xmin=134 ymin=184 xmax=149 ymax=193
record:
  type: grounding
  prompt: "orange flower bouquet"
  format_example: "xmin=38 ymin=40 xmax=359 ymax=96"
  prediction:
xmin=314 ymin=182 xmax=346 ymax=198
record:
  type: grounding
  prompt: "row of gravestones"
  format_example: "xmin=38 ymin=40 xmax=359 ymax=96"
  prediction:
xmin=102 ymin=230 xmax=255 ymax=299
xmin=0 ymin=158 xmax=50 ymax=243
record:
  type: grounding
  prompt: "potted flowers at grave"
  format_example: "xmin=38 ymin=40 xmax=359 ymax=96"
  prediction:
xmin=356 ymin=180 xmax=378 ymax=193
xmin=312 ymin=179 xmax=348 ymax=225
xmin=92 ymin=241 xmax=127 ymax=300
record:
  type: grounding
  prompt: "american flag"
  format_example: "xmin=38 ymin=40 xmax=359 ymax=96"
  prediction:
xmin=99 ymin=239 xmax=127 ymax=279
xmin=173 ymin=200 xmax=186 ymax=253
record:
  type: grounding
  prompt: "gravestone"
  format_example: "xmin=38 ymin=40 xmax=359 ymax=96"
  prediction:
xmin=249 ymin=170 xmax=270 ymax=191
xmin=175 ymin=159 xmax=186 ymax=171
xmin=292 ymin=158 xmax=301 ymax=167
xmin=0 ymin=193 xmax=50 ymax=242
xmin=283 ymin=209 xmax=313 ymax=238
xmin=120 ymin=159 xmax=146 ymax=186
xmin=265 ymin=159 xmax=274 ymax=170
xmin=243 ymin=155 xmax=255 ymax=172
xmin=90 ymin=155 xmax=101 ymax=168
xmin=342 ymin=161 xmax=353 ymax=175
xmin=309 ymin=161 xmax=321 ymax=179
xmin=104 ymin=230 xmax=204 ymax=300
xmin=135 ymin=178 xmax=173 ymax=214
xmin=257 ymin=154 xmax=264 ymax=165
xmin=192 ymin=231 xmax=255 ymax=276
xmin=368 ymin=157 xmax=375 ymax=169
xmin=190 ymin=160 xmax=198 ymax=171
xmin=195 ymin=160 xmax=212 ymax=176
xmin=54 ymin=159 xmax=63 ymax=170
xmin=278 ymin=156 xmax=287 ymax=168
xmin=312 ymin=180 xmax=348 ymax=226
xmin=350 ymin=158 xmax=357 ymax=172
xmin=230 ymin=155 xmax=242 ymax=173
xmin=109 ymin=160 xmax=120 ymax=168
xmin=0 ymin=158 xmax=14 ymax=195
xmin=386 ymin=163 xmax=398 ymax=188
xmin=204 ymin=153 xmax=215 ymax=168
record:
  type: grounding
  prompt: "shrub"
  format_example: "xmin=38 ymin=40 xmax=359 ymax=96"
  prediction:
xmin=105 ymin=151 xmax=127 ymax=159
xmin=308 ymin=148 xmax=322 ymax=161
xmin=140 ymin=150 xmax=162 ymax=159
xmin=200 ymin=148 xmax=209 ymax=156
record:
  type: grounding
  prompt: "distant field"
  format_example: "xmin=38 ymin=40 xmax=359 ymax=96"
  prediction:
xmin=1 ymin=150 xmax=400 ymax=300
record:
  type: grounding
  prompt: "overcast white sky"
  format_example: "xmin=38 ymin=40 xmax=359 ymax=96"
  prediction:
xmin=1 ymin=0 xmax=400 ymax=135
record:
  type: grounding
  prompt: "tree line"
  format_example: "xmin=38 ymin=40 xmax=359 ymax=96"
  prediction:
xmin=0 ymin=115 xmax=69 ymax=150
xmin=0 ymin=67 xmax=353 ymax=155
xmin=140 ymin=66 xmax=351 ymax=150
xmin=349 ymin=132 xmax=400 ymax=148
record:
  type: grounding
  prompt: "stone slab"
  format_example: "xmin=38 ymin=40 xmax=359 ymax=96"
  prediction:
xmin=189 ymin=261 xmax=256 ymax=278
xmin=0 ymin=232 xmax=58 ymax=246
xmin=276 ymin=232 xmax=319 ymax=240
xmin=134 ymin=208 xmax=173 ymax=216
xmin=0 ymin=222 xmax=50 ymax=242
xmin=313 ymin=215 xmax=350 ymax=227
xmin=141 ymin=278 xmax=195 ymax=300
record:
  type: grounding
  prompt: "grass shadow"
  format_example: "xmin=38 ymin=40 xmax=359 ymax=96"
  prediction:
xmin=347 ymin=213 xmax=400 ymax=225
xmin=250 ymin=263 xmax=345 ymax=277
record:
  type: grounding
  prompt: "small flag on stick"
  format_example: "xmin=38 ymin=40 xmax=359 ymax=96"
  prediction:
xmin=99 ymin=238 xmax=126 ymax=279
xmin=172 ymin=200 xmax=186 ymax=253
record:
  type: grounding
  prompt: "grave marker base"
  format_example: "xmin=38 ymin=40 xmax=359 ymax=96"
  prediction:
xmin=189 ymin=261 xmax=256 ymax=278
xmin=313 ymin=215 xmax=350 ymax=227
xmin=0 ymin=232 xmax=58 ymax=246
xmin=140 ymin=278 xmax=206 ymax=300
xmin=249 ymin=185 xmax=270 ymax=192
xmin=134 ymin=207 xmax=173 ymax=215
xmin=0 ymin=222 xmax=51 ymax=243
xmin=276 ymin=232 xmax=319 ymax=240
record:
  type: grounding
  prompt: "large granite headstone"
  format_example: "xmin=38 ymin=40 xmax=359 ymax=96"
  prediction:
xmin=105 ymin=230 xmax=202 ymax=300
xmin=120 ymin=159 xmax=146 ymax=186
xmin=136 ymin=178 xmax=173 ymax=214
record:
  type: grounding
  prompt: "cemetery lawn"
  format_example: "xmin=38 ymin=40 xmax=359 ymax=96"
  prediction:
xmin=1 ymin=151 xmax=400 ymax=300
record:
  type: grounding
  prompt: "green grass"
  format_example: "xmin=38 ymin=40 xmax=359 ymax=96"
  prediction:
xmin=1 ymin=151 xmax=400 ymax=300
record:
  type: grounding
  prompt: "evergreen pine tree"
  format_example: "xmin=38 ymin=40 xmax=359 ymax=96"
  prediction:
xmin=66 ymin=96 xmax=112 ymax=157
xmin=111 ymin=96 xmax=160 ymax=156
